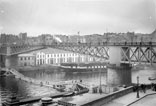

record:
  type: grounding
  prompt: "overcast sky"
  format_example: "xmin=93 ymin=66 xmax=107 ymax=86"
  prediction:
xmin=0 ymin=0 xmax=156 ymax=36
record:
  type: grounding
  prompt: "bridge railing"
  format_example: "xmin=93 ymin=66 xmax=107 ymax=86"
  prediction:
xmin=1 ymin=42 xmax=156 ymax=48
xmin=44 ymin=42 xmax=156 ymax=47
xmin=1 ymin=41 xmax=156 ymax=55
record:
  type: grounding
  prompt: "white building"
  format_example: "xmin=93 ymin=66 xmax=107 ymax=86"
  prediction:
xmin=35 ymin=48 xmax=94 ymax=65
xmin=18 ymin=48 xmax=95 ymax=66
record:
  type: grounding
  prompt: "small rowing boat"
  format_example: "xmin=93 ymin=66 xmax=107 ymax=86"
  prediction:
xmin=148 ymin=77 xmax=156 ymax=80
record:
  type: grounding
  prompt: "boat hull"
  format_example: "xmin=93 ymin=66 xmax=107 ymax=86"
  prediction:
xmin=60 ymin=67 xmax=106 ymax=72
xmin=59 ymin=62 xmax=107 ymax=72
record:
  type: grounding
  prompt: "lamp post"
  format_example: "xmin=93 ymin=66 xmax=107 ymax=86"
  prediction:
xmin=136 ymin=76 xmax=140 ymax=98
xmin=99 ymin=65 xmax=107 ymax=94
xmin=99 ymin=67 xmax=102 ymax=94
xmin=104 ymin=65 xmax=107 ymax=85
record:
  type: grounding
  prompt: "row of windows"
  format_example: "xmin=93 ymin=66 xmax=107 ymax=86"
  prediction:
xmin=18 ymin=56 xmax=99 ymax=66
xmin=37 ymin=53 xmax=80 ymax=58
xmin=36 ymin=57 xmax=93 ymax=65
xmin=19 ymin=57 xmax=33 ymax=61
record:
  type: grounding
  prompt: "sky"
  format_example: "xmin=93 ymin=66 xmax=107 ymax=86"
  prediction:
xmin=0 ymin=0 xmax=156 ymax=36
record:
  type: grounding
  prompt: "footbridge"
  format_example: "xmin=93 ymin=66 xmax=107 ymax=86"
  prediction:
xmin=1 ymin=42 xmax=155 ymax=87
xmin=49 ymin=42 xmax=156 ymax=64
xmin=1 ymin=42 xmax=156 ymax=68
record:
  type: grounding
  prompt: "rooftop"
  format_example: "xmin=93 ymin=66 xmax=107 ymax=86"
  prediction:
xmin=18 ymin=53 xmax=34 ymax=57
xmin=19 ymin=48 xmax=75 ymax=56
xmin=33 ymin=48 xmax=74 ymax=54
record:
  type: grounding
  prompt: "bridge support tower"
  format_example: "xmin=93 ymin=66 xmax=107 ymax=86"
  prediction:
xmin=5 ymin=55 xmax=18 ymax=68
xmin=5 ymin=46 xmax=18 ymax=68
xmin=0 ymin=55 xmax=5 ymax=67
xmin=107 ymin=47 xmax=132 ymax=86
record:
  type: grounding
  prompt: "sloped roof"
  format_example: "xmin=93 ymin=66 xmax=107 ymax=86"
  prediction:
xmin=18 ymin=53 xmax=34 ymax=57
xmin=31 ymin=48 xmax=73 ymax=54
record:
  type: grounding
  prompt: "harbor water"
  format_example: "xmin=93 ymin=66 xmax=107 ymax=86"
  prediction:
xmin=0 ymin=68 xmax=107 ymax=104
xmin=1 ymin=65 xmax=156 ymax=105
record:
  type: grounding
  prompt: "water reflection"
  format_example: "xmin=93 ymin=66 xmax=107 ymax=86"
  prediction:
xmin=132 ymin=69 xmax=156 ymax=84
xmin=21 ymin=70 xmax=107 ymax=85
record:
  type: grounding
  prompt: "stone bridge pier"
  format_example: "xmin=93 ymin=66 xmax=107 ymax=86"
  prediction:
xmin=107 ymin=47 xmax=132 ymax=86
xmin=5 ymin=55 xmax=18 ymax=68
xmin=0 ymin=55 xmax=5 ymax=67
xmin=0 ymin=46 xmax=18 ymax=68
xmin=0 ymin=55 xmax=18 ymax=68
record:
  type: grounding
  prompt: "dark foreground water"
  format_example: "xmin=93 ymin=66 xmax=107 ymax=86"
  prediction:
xmin=0 ymin=69 xmax=107 ymax=104
xmin=1 ymin=66 xmax=156 ymax=105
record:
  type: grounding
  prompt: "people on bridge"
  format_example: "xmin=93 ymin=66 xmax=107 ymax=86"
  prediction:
xmin=125 ymin=41 xmax=127 ymax=45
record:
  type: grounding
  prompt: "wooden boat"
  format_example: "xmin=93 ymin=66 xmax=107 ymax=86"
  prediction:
xmin=4 ymin=72 xmax=14 ymax=77
xmin=74 ymin=88 xmax=89 ymax=95
xmin=2 ymin=96 xmax=19 ymax=106
xmin=63 ymin=91 xmax=74 ymax=97
xmin=41 ymin=97 xmax=53 ymax=105
xmin=0 ymin=70 xmax=6 ymax=77
xmin=148 ymin=77 xmax=156 ymax=80
xmin=53 ymin=84 xmax=66 ymax=92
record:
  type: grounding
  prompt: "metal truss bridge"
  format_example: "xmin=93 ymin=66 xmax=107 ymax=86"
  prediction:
xmin=1 ymin=42 xmax=156 ymax=64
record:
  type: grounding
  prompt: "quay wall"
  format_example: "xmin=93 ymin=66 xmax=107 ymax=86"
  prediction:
xmin=81 ymin=86 xmax=133 ymax=106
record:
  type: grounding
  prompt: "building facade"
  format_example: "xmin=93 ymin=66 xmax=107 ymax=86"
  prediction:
xmin=18 ymin=54 xmax=35 ymax=66
xmin=18 ymin=48 xmax=95 ymax=67
xmin=35 ymin=48 xmax=94 ymax=65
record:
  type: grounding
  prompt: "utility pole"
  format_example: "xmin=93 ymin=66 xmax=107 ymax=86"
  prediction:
xmin=136 ymin=76 xmax=140 ymax=98
xmin=99 ymin=68 xmax=102 ymax=94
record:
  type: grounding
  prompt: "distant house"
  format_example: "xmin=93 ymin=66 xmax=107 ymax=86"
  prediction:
xmin=18 ymin=53 xmax=35 ymax=66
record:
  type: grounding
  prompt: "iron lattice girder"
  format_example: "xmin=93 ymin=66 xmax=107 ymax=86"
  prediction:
xmin=121 ymin=46 xmax=156 ymax=63
xmin=151 ymin=48 xmax=156 ymax=62
xmin=130 ymin=47 xmax=139 ymax=61
xmin=0 ymin=44 xmax=45 ymax=56
xmin=139 ymin=47 xmax=151 ymax=62
xmin=1 ymin=42 xmax=156 ymax=64
xmin=55 ymin=44 xmax=109 ymax=59
xmin=10 ymin=45 xmax=45 ymax=55
xmin=0 ymin=46 xmax=7 ymax=55
xmin=121 ymin=47 xmax=131 ymax=62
